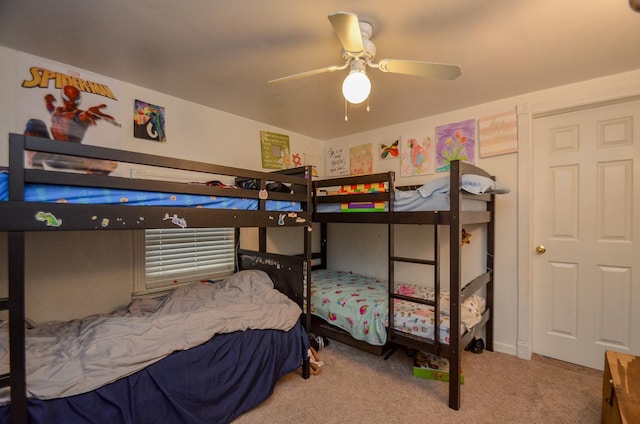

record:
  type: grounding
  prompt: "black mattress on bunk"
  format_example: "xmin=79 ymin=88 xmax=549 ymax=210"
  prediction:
xmin=0 ymin=322 xmax=308 ymax=424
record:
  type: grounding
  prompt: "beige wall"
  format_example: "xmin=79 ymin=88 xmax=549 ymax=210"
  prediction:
xmin=0 ymin=46 xmax=323 ymax=322
xmin=1 ymin=45 xmax=639 ymax=359
xmin=322 ymin=69 xmax=640 ymax=357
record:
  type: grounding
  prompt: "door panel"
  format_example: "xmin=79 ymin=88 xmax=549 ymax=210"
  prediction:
xmin=532 ymin=100 xmax=640 ymax=369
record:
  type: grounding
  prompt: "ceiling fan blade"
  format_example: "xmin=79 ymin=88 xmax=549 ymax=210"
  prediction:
xmin=268 ymin=65 xmax=343 ymax=84
xmin=378 ymin=59 xmax=462 ymax=80
xmin=328 ymin=12 xmax=364 ymax=54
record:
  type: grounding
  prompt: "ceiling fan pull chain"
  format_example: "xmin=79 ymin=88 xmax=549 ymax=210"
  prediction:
xmin=344 ymin=99 xmax=349 ymax=121
xmin=366 ymin=97 xmax=370 ymax=112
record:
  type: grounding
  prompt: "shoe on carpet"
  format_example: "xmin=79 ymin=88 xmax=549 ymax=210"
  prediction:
xmin=464 ymin=337 xmax=485 ymax=354
xmin=308 ymin=333 xmax=330 ymax=351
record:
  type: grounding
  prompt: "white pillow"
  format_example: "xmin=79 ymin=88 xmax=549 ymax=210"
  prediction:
xmin=461 ymin=174 xmax=510 ymax=195
xmin=415 ymin=174 xmax=510 ymax=198
xmin=416 ymin=176 xmax=449 ymax=198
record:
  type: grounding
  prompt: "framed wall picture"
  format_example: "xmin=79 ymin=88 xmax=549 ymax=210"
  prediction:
xmin=478 ymin=110 xmax=518 ymax=157
xmin=400 ymin=135 xmax=434 ymax=177
xmin=134 ymin=100 xmax=166 ymax=142
xmin=349 ymin=143 xmax=373 ymax=176
xmin=379 ymin=139 xmax=399 ymax=160
xmin=435 ymin=119 xmax=476 ymax=172
xmin=260 ymin=130 xmax=290 ymax=169
xmin=326 ymin=146 xmax=349 ymax=176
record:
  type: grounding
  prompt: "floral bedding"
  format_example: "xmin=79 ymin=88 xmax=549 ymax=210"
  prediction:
xmin=394 ymin=284 xmax=486 ymax=343
xmin=311 ymin=269 xmax=388 ymax=345
xmin=310 ymin=269 xmax=486 ymax=346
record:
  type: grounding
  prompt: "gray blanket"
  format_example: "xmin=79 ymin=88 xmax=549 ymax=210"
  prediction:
xmin=0 ymin=270 xmax=302 ymax=403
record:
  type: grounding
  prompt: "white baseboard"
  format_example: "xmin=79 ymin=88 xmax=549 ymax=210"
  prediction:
xmin=488 ymin=340 xmax=532 ymax=360
xmin=492 ymin=341 xmax=517 ymax=356
xmin=516 ymin=339 xmax=532 ymax=360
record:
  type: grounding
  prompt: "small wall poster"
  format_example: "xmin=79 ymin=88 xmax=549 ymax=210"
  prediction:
xmin=326 ymin=146 xmax=349 ymax=176
xmin=16 ymin=52 xmax=122 ymax=150
xmin=400 ymin=135 xmax=434 ymax=177
xmin=260 ymin=130 xmax=290 ymax=169
xmin=349 ymin=143 xmax=373 ymax=176
xmin=379 ymin=139 xmax=399 ymax=160
xmin=16 ymin=52 xmax=122 ymax=174
xmin=435 ymin=118 xmax=476 ymax=172
xmin=478 ymin=110 xmax=518 ymax=157
xmin=134 ymin=100 xmax=166 ymax=142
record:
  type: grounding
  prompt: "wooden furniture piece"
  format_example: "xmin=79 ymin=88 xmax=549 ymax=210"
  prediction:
xmin=311 ymin=161 xmax=500 ymax=410
xmin=602 ymin=350 xmax=640 ymax=424
xmin=0 ymin=133 xmax=313 ymax=423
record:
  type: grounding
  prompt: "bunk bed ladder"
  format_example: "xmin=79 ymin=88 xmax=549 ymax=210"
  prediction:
xmin=387 ymin=167 xmax=445 ymax=363
xmin=388 ymin=213 xmax=442 ymax=351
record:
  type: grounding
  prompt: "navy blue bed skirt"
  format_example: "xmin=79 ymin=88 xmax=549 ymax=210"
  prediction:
xmin=0 ymin=322 xmax=309 ymax=424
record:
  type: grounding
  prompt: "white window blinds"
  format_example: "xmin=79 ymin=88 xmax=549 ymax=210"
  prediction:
xmin=145 ymin=228 xmax=235 ymax=289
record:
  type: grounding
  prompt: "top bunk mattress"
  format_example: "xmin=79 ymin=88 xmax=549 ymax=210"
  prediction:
xmin=316 ymin=174 xmax=509 ymax=213
xmin=316 ymin=190 xmax=487 ymax=213
xmin=0 ymin=172 xmax=301 ymax=212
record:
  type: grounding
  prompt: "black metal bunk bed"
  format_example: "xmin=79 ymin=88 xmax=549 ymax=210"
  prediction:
xmin=311 ymin=160 xmax=496 ymax=410
xmin=0 ymin=133 xmax=313 ymax=423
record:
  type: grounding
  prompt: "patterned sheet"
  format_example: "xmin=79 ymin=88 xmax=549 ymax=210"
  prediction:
xmin=0 ymin=172 xmax=300 ymax=211
xmin=310 ymin=270 xmax=388 ymax=345
xmin=310 ymin=270 xmax=486 ymax=346
xmin=394 ymin=284 xmax=486 ymax=344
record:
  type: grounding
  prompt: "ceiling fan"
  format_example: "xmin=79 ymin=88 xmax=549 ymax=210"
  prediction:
xmin=269 ymin=11 xmax=462 ymax=105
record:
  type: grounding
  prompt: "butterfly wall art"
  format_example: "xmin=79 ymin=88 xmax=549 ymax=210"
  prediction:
xmin=379 ymin=139 xmax=399 ymax=160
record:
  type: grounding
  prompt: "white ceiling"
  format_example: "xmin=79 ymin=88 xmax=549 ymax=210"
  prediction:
xmin=1 ymin=1 xmax=639 ymax=141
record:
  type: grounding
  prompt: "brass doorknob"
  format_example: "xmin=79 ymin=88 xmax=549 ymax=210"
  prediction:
xmin=535 ymin=245 xmax=546 ymax=254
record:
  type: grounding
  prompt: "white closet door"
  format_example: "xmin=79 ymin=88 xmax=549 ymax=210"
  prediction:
xmin=532 ymin=99 xmax=640 ymax=369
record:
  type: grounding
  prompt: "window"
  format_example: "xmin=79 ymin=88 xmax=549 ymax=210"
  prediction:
xmin=128 ymin=167 xmax=237 ymax=294
xmin=136 ymin=227 xmax=235 ymax=293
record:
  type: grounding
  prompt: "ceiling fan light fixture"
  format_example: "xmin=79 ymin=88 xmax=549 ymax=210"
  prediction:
xmin=269 ymin=12 xmax=462 ymax=115
xmin=342 ymin=69 xmax=371 ymax=104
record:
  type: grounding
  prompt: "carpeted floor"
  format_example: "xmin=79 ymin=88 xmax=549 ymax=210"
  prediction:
xmin=233 ymin=340 xmax=602 ymax=424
